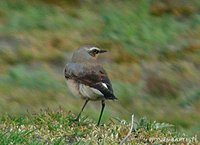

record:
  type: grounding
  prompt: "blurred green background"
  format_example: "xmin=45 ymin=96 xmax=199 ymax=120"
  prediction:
xmin=0 ymin=0 xmax=200 ymax=138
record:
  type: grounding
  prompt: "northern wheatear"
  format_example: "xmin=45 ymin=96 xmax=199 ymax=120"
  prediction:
xmin=64 ymin=46 xmax=117 ymax=125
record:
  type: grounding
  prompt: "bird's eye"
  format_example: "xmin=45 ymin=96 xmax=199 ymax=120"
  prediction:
xmin=93 ymin=49 xmax=99 ymax=54
xmin=88 ymin=48 xmax=99 ymax=57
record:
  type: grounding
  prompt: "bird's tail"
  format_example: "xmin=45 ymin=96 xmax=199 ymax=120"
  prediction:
xmin=105 ymin=94 xmax=117 ymax=100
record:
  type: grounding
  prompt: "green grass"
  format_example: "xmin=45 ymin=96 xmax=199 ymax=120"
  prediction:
xmin=100 ymin=1 xmax=190 ymax=55
xmin=0 ymin=0 xmax=70 ymax=31
xmin=0 ymin=109 xmax=198 ymax=144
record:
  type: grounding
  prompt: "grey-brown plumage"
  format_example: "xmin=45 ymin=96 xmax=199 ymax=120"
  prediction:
xmin=64 ymin=46 xmax=117 ymax=125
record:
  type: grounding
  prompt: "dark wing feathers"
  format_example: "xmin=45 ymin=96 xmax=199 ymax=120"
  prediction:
xmin=92 ymin=83 xmax=116 ymax=100
xmin=64 ymin=63 xmax=117 ymax=100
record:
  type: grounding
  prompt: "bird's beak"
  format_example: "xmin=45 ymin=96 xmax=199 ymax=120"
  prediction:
xmin=99 ymin=49 xmax=107 ymax=53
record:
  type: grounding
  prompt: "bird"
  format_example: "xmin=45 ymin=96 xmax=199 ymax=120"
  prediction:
xmin=64 ymin=45 xmax=117 ymax=126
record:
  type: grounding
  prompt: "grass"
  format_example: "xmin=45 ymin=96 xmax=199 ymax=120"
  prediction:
xmin=0 ymin=0 xmax=70 ymax=31
xmin=0 ymin=109 xmax=198 ymax=144
xmin=100 ymin=1 xmax=190 ymax=56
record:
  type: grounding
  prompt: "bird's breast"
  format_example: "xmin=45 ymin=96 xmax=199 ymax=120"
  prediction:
xmin=66 ymin=79 xmax=80 ymax=97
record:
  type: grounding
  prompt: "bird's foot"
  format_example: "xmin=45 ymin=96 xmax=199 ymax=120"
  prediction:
xmin=73 ymin=117 xmax=79 ymax=122
xmin=68 ymin=115 xmax=80 ymax=123
xmin=96 ymin=123 xmax=104 ymax=127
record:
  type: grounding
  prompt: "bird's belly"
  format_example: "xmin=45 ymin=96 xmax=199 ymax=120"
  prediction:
xmin=66 ymin=79 xmax=104 ymax=101
xmin=79 ymin=84 xmax=104 ymax=100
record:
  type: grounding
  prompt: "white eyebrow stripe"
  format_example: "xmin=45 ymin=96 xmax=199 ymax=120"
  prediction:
xmin=89 ymin=47 xmax=100 ymax=51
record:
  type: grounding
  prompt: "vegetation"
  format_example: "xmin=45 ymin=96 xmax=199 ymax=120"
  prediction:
xmin=0 ymin=109 xmax=198 ymax=144
xmin=0 ymin=0 xmax=200 ymax=143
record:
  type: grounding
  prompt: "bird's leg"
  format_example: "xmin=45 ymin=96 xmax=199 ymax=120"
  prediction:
xmin=74 ymin=99 xmax=89 ymax=121
xmin=97 ymin=100 xmax=105 ymax=126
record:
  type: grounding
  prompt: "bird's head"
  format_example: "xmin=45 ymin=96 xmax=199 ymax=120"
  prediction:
xmin=71 ymin=46 xmax=107 ymax=62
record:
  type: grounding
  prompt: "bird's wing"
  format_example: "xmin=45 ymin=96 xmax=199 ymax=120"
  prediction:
xmin=64 ymin=63 xmax=117 ymax=100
